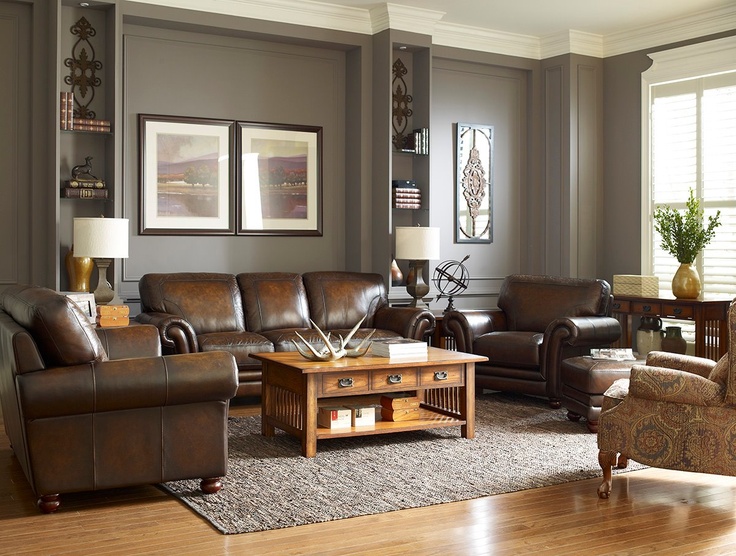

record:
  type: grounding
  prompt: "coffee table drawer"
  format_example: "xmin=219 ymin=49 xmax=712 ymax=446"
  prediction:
xmin=419 ymin=364 xmax=464 ymax=386
xmin=370 ymin=368 xmax=419 ymax=391
xmin=321 ymin=371 xmax=370 ymax=395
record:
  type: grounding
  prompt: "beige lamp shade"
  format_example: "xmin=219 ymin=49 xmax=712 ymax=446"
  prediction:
xmin=395 ymin=226 xmax=440 ymax=261
xmin=73 ymin=218 xmax=129 ymax=259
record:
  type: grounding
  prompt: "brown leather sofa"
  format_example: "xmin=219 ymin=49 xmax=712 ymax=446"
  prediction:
xmin=442 ymin=274 xmax=621 ymax=407
xmin=137 ymin=271 xmax=436 ymax=398
xmin=0 ymin=285 xmax=239 ymax=513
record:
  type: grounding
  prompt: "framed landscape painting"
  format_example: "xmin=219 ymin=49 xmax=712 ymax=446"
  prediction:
xmin=237 ymin=122 xmax=322 ymax=236
xmin=139 ymin=114 xmax=235 ymax=235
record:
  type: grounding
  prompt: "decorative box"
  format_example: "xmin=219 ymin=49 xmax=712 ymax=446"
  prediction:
xmin=612 ymin=275 xmax=659 ymax=298
xmin=317 ymin=406 xmax=351 ymax=429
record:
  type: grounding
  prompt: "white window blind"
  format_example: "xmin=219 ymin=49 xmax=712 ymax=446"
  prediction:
xmin=648 ymin=72 xmax=736 ymax=300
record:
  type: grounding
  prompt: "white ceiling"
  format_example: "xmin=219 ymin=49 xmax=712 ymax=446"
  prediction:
xmin=327 ymin=0 xmax=734 ymax=38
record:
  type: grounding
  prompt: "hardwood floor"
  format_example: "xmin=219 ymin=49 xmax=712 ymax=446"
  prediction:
xmin=2 ymin=403 xmax=736 ymax=555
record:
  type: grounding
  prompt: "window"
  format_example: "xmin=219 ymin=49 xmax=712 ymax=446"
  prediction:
xmin=642 ymin=37 xmax=736 ymax=300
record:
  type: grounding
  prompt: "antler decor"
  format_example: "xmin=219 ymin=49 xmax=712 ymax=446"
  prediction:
xmin=293 ymin=316 xmax=376 ymax=361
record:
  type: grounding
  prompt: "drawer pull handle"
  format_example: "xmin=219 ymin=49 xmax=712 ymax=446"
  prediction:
xmin=613 ymin=303 xmax=621 ymax=310
xmin=338 ymin=377 xmax=354 ymax=388
xmin=674 ymin=308 xmax=683 ymax=315
xmin=387 ymin=374 xmax=403 ymax=384
xmin=643 ymin=305 xmax=651 ymax=312
xmin=434 ymin=371 xmax=448 ymax=381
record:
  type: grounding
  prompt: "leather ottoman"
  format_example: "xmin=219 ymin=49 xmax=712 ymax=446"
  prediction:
xmin=561 ymin=356 xmax=643 ymax=432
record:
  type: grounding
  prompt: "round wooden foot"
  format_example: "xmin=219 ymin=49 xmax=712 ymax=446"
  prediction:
xmin=566 ymin=411 xmax=582 ymax=422
xmin=549 ymin=399 xmax=561 ymax=409
xmin=37 ymin=494 xmax=60 ymax=513
xmin=586 ymin=421 xmax=598 ymax=433
xmin=200 ymin=478 xmax=223 ymax=494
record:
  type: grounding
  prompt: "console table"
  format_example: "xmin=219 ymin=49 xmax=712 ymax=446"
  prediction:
xmin=611 ymin=295 xmax=732 ymax=360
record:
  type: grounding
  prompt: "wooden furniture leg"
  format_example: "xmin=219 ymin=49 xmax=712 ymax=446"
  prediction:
xmin=597 ymin=450 xmax=618 ymax=499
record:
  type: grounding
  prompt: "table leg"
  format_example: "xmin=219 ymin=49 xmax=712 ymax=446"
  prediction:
xmin=261 ymin=362 xmax=275 ymax=437
xmin=302 ymin=374 xmax=318 ymax=457
xmin=461 ymin=363 xmax=475 ymax=439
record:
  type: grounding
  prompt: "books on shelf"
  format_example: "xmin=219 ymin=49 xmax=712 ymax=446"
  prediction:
xmin=67 ymin=178 xmax=106 ymax=189
xmin=59 ymin=92 xmax=111 ymax=132
xmin=344 ymin=404 xmax=378 ymax=427
xmin=392 ymin=186 xmax=422 ymax=210
xmin=61 ymin=187 xmax=108 ymax=200
xmin=370 ymin=338 xmax=427 ymax=358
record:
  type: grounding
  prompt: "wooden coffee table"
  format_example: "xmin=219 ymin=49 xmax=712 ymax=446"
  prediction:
xmin=253 ymin=347 xmax=487 ymax=457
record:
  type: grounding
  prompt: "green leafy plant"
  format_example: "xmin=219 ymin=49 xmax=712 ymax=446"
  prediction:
xmin=653 ymin=189 xmax=721 ymax=264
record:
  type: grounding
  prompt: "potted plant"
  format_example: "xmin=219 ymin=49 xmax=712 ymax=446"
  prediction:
xmin=652 ymin=189 xmax=721 ymax=299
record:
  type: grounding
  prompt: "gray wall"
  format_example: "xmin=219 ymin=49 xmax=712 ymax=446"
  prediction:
xmin=120 ymin=24 xmax=348 ymax=299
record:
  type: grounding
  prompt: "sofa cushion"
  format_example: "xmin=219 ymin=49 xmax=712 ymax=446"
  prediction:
xmin=197 ymin=331 xmax=273 ymax=367
xmin=139 ymin=273 xmax=245 ymax=334
xmin=303 ymin=271 xmax=386 ymax=330
xmin=474 ymin=331 xmax=543 ymax=369
xmin=237 ymin=273 xmax=311 ymax=333
xmin=0 ymin=285 xmax=107 ymax=368
xmin=498 ymin=275 xmax=610 ymax=332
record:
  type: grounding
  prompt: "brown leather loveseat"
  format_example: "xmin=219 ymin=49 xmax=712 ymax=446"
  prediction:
xmin=137 ymin=271 xmax=436 ymax=398
xmin=0 ymin=285 xmax=239 ymax=513
xmin=442 ymin=274 xmax=621 ymax=407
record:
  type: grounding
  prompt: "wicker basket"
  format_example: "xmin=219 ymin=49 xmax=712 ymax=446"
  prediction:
xmin=612 ymin=275 xmax=659 ymax=298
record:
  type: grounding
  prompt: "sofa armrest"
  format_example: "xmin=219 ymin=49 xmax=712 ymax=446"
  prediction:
xmin=442 ymin=309 xmax=505 ymax=353
xmin=542 ymin=315 xmax=622 ymax=398
xmin=645 ymin=351 xmax=716 ymax=378
xmin=136 ymin=311 xmax=198 ymax=353
xmin=18 ymin=351 xmax=238 ymax=420
xmin=95 ymin=324 xmax=161 ymax=359
xmin=628 ymin=365 xmax=724 ymax=406
xmin=373 ymin=306 xmax=436 ymax=340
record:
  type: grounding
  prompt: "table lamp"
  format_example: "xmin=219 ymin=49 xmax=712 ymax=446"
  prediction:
xmin=73 ymin=217 xmax=129 ymax=305
xmin=395 ymin=226 xmax=440 ymax=308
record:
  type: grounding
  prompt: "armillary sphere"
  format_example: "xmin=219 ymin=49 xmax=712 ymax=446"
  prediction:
xmin=432 ymin=255 xmax=470 ymax=313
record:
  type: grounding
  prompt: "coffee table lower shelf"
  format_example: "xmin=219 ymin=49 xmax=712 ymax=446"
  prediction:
xmin=317 ymin=406 xmax=466 ymax=439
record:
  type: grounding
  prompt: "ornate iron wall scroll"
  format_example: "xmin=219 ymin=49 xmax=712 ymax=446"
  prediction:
xmin=456 ymin=123 xmax=493 ymax=243
xmin=392 ymin=58 xmax=413 ymax=151
xmin=64 ymin=16 xmax=102 ymax=119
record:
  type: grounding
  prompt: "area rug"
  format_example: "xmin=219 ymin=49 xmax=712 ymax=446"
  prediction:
xmin=160 ymin=392 xmax=643 ymax=534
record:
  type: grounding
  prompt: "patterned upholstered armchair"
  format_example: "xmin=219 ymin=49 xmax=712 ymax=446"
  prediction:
xmin=597 ymin=301 xmax=736 ymax=499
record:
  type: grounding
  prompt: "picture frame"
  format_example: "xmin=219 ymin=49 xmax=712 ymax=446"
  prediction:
xmin=139 ymin=114 xmax=235 ymax=235
xmin=62 ymin=292 xmax=96 ymax=324
xmin=456 ymin=123 xmax=493 ymax=244
xmin=237 ymin=121 xmax=322 ymax=236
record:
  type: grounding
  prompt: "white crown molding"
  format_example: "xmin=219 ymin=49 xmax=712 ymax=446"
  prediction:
xmin=432 ymin=22 xmax=541 ymax=60
xmin=127 ymin=0 xmax=374 ymax=35
xmin=644 ymin=34 xmax=736 ymax=84
xmin=128 ymin=0 xmax=736 ymax=60
xmin=541 ymin=30 xmax=603 ymax=59
xmin=370 ymin=3 xmax=445 ymax=36
xmin=603 ymin=4 xmax=736 ymax=58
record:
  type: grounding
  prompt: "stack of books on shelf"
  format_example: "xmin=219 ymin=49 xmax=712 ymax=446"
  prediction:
xmin=392 ymin=186 xmax=422 ymax=210
xmin=380 ymin=394 xmax=420 ymax=421
xmin=60 ymin=92 xmax=112 ymax=132
xmin=96 ymin=304 xmax=130 ymax=327
xmin=370 ymin=338 xmax=427 ymax=358
xmin=62 ymin=178 xmax=108 ymax=199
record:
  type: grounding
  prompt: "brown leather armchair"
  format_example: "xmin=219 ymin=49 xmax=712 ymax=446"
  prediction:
xmin=0 ymin=285 xmax=238 ymax=513
xmin=443 ymin=274 xmax=621 ymax=407
xmin=597 ymin=301 xmax=736 ymax=499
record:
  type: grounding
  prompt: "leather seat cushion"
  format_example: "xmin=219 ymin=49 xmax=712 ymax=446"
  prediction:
xmin=473 ymin=331 xmax=543 ymax=369
xmin=198 ymin=331 xmax=273 ymax=366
